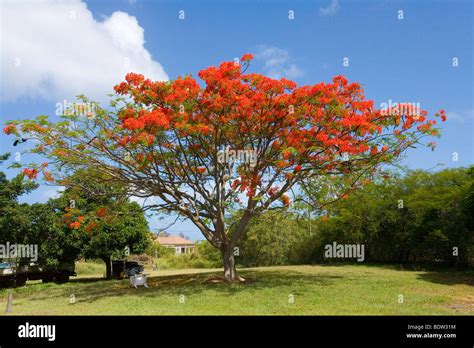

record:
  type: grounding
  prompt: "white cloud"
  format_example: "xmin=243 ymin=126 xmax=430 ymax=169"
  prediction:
xmin=320 ymin=0 xmax=340 ymax=16
xmin=256 ymin=46 xmax=303 ymax=80
xmin=0 ymin=0 xmax=168 ymax=102
xmin=446 ymin=109 xmax=474 ymax=123
xmin=41 ymin=186 xmax=65 ymax=201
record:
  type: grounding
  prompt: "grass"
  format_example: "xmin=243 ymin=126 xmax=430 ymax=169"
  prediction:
xmin=74 ymin=260 xmax=106 ymax=277
xmin=0 ymin=263 xmax=472 ymax=315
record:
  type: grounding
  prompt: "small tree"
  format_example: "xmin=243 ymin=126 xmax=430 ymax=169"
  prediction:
xmin=23 ymin=202 xmax=81 ymax=269
xmin=3 ymin=54 xmax=444 ymax=281
xmin=0 ymin=153 xmax=81 ymax=271
xmin=51 ymin=169 xmax=150 ymax=278
xmin=82 ymin=201 xmax=150 ymax=278
xmin=0 ymin=153 xmax=38 ymax=248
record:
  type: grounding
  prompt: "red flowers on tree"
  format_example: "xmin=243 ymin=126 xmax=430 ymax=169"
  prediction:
xmin=69 ymin=221 xmax=81 ymax=230
xmin=4 ymin=54 xmax=444 ymax=281
xmin=22 ymin=168 xmax=38 ymax=180
xmin=96 ymin=207 xmax=107 ymax=218
xmin=3 ymin=124 xmax=17 ymax=135
xmin=437 ymin=109 xmax=447 ymax=122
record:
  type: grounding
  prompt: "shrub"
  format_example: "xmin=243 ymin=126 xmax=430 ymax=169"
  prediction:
xmin=155 ymin=253 xmax=217 ymax=270
xmin=235 ymin=210 xmax=312 ymax=267
xmin=195 ymin=240 xmax=223 ymax=267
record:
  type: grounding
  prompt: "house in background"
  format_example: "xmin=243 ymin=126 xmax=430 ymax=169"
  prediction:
xmin=156 ymin=236 xmax=195 ymax=254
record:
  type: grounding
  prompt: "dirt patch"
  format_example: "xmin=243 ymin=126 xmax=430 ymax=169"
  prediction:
xmin=444 ymin=294 xmax=474 ymax=312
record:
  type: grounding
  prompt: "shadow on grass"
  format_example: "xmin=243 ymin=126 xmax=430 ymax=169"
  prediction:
xmin=316 ymin=261 xmax=474 ymax=272
xmin=315 ymin=262 xmax=474 ymax=286
xmin=22 ymin=268 xmax=344 ymax=305
xmin=417 ymin=271 xmax=474 ymax=286
xmin=70 ymin=276 xmax=109 ymax=284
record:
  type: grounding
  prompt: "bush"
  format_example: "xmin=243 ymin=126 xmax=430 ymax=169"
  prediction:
xmin=307 ymin=167 xmax=474 ymax=267
xmin=195 ymin=240 xmax=223 ymax=267
xmin=235 ymin=210 xmax=312 ymax=267
xmin=155 ymin=253 xmax=218 ymax=270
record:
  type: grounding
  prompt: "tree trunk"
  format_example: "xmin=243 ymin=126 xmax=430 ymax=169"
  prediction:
xmin=221 ymin=246 xmax=244 ymax=282
xmin=102 ymin=256 xmax=112 ymax=279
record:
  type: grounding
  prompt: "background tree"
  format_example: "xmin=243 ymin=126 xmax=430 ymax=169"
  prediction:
xmin=156 ymin=231 xmax=170 ymax=237
xmin=82 ymin=202 xmax=150 ymax=278
xmin=0 ymin=153 xmax=38 ymax=247
xmin=195 ymin=240 xmax=222 ymax=267
xmin=4 ymin=55 xmax=445 ymax=281
xmin=231 ymin=209 xmax=311 ymax=267
xmin=51 ymin=169 xmax=151 ymax=278
xmin=0 ymin=153 xmax=81 ymax=275
xmin=178 ymin=232 xmax=190 ymax=240
xmin=21 ymin=202 xmax=81 ymax=271
xmin=306 ymin=167 xmax=473 ymax=266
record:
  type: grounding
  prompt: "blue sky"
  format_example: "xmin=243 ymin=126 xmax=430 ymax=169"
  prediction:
xmin=1 ymin=0 xmax=472 ymax=240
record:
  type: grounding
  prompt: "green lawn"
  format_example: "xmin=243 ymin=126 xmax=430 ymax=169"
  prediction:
xmin=1 ymin=264 xmax=473 ymax=315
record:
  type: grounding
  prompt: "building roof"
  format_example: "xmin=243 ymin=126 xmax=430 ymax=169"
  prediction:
xmin=156 ymin=236 xmax=195 ymax=246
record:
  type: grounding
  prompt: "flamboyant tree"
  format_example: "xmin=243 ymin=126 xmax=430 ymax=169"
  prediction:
xmin=3 ymin=54 xmax=445 ymax=281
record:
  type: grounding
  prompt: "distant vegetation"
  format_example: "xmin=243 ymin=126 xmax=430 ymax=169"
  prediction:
xmin=226 ymin=166 xmax=474 ymax=268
